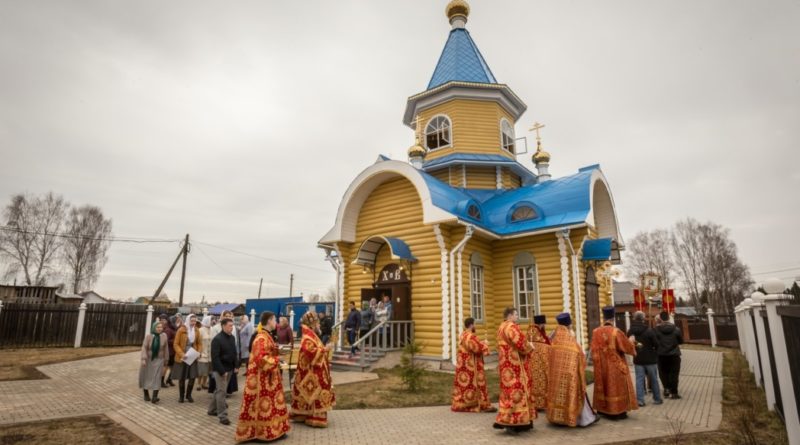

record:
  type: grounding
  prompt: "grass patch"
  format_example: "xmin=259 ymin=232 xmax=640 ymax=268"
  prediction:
xmin=331 ymin=365 xmax=594 ymax=410
xmin=0 ymin=414 xmax=145 ymax=445
xmin=611 ymin=350 xmax=788 ymax=445
xmin=0 ymin=347 xmax=138 ymax=382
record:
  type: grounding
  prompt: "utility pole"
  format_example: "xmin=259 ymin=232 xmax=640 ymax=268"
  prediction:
xmin=178 ymin=234 xmax=189 ymax=306
xmin=289 ymin=273 xmax=294 ymax=297
xmin=257 ymin=278 xmax=263 ymax=299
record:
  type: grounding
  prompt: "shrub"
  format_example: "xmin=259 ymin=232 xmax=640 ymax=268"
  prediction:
xmin=399 ymin=341 xmax=426 ymax=392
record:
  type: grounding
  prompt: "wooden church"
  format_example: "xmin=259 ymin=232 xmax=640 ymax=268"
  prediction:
xmin=319 ymin=0 xmax=624 ymax=364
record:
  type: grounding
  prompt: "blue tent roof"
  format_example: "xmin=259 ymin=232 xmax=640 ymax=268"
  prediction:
xmin=428 ymin=28 xmax=497 ymax=90
xmin=582 ymin=238 xmax=613 ymax=261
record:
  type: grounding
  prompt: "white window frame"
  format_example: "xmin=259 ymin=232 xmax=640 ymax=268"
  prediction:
xmin=512 ymin=252 xmax=539 ymax=320
xmin=500 ymin=118 xmax=515 ymax=154
xmin=425 ymin=114 xmax=452 ymax=150
xmin=470 ymin=263 xmax=485 ymax=322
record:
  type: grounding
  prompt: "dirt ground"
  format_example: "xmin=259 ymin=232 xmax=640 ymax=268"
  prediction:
xmin=0 ymin=346 xmax=138 ymax=381
xmin=0 ymin=415 xmax=145 ymax=445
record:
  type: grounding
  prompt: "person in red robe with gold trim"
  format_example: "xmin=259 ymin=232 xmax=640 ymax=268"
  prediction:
xmin=451 ymin=317 xmax=496 ymax=413
xmin=591 ymin=306 xmax=637 ymax=420
xmin=526 ymin=315 xmax=551 ymax=411
xmin=290 ymin=312 xmax=336 ymax=427
xmin=235 ymin=311 xmax=290 ymax=443
xmin=493 ymin=307 xmax=535 ymax=433
xmin=547 ymin=312 xmax=597 ymax=427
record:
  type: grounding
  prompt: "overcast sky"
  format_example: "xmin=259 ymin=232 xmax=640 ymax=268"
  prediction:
xmin=1 ymin=0 xmax=798 ymax=303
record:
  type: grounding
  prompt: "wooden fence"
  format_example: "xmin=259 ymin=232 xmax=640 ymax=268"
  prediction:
xmin=0 ymin=302 xmax=150 ymax=348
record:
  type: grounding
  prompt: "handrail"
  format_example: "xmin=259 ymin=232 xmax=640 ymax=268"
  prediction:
xmin=350 ymin=320 xmax=387 ymax=349
xmin=348 ymin=320 xmax=415 ymax=369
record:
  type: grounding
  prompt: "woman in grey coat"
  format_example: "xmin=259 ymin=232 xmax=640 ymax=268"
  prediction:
xmin=139 ymin=321 xmax=168 ymax=404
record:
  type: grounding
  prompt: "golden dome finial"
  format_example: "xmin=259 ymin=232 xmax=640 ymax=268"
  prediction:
xmin=529 ymin=121 xmax=551 ymax=164
xmin=446 ymin=0 xmax=470 ymax=29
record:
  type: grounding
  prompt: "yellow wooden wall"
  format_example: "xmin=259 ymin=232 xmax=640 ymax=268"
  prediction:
xmin=501 ymin=168 xmax=522 ymax=189
xmin=417 ymin=99 xmax=516 ymax=163
xmin=457 ymin=230 xmax=497 ymax=348
xmin=430 ymin=168 xmax=449 ymax=184
xmin=340 ymin=176 xmax=450 ymax=357
xmin=465 ymin=166 xmax=497 ymax=189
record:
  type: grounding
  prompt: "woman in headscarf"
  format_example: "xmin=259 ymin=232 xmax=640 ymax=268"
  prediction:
xmin=162 ymin=314 xmax=181 ymax=387
xmin=172 ymin=313 xmax=202 ymax=403
xmin=197 ymin=315 xmax=213 ymax=390
xmin=139 ymin=321 xmax=168 ymax=404
xmin=239 ymin=315 xmax=254 ymax=370
xmin=290 ymin=311 xmax=335 ymax=427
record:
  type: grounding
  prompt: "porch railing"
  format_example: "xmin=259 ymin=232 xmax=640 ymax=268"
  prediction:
xmin=347 ymin=320 xmax=415 ymax=368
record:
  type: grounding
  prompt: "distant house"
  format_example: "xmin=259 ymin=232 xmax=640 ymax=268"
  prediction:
xmin=79 ymin=291 xmax=110 ymax=305
xmin=134 ymin=295 xmax=171 ymax=307
xmin=55 ymin=292 xmax=84 ymax=305
xmin=207 ymin=303 xmax=245 ymax=316
xmin=613 ymin=280 xmax=636 ymax=305
xmin=0 ymin=285 xmax=60 ymax=304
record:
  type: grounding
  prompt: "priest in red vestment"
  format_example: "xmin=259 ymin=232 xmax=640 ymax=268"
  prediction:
xmin=451 ymin=317 xmax=496 ymax=413
xmin=493 ymin=307 xmax=535 ymax=433
xmin=235 ymin=311 xmax=290 ymax=443
xmin=290 ymin=312 xmax=336 ymax=427
xmin=590 ymin=306 xmax=637 ymax=419
xmin=527 ymin=315 xmax=551 ymax=411
xmin=546 ymin=312 xmax=597 ymax=427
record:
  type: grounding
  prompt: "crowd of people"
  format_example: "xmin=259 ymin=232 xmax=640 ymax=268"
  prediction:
xmin=451 ymin=305 xmax=684 ymax=434
xmin=138 ymin=308 xmax=336 ymax=442
xmin=344 ymin=295 xmax=393 ymax=356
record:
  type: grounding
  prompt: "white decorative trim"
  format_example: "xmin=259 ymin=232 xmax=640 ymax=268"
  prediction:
xmin=557 ymin=233 xmax=571 ymax=313
xmin=461 ymin=164 xmax=466 ymax=188
xmin=499 ymin=118 xmax=515 ymax=154
xmin=449 ymin=225 xmax=473 ymax=364
xmin=404 ymin=83 xmax=527 ymax=127
xmin=571 ymin=236 xmax=588 ymax=348
xmin=496 ymin=166 xmax=503 ymax=189
xmin=424 ymin=114 xmax=453 ymax=151
xmin=455 ymin=226 xmax=474 ymax=338
xmin=586 ymin=169 xmax=625 ymax=248
xmin=320 ymin=160 xmax=456 ymax=244
xmin=434 ymin=224 xmax=450 ymax=360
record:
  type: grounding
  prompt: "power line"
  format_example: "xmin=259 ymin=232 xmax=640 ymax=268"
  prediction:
xmin=751 ymin=266 xmax=800 ymax=276
xmin=194 ymin=240 xmax=332 ymax=273
xmin=0 ymin=225 xmax=181 ymax=244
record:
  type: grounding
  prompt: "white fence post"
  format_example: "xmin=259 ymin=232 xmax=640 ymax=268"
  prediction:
xmin=74 ymin=303 xmax=87 ymax=348
xmin=250 ymin=308 xmax=257 ymax=327
xmin=289 ymin=310 xmax=295 ymax=335
xmin=0 ymin=300 xmax=3 ymax=318
xmin=144 ymin=305 xmax=154 ymax=340
xmin=624 ymin=311 xmax=631 ymax=332
xmin=751 ymin=295 xmax=775 ymax=407
xmin=707 ymin=308 xmax=717 ymax=347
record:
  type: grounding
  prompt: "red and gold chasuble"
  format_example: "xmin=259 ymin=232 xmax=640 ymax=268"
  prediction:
xmin=546 ymin=325 xmax=589 ymax=427
xmin=290 ymin=325 xmax=335 ymax=427
xmin=526 ymin=325 xmax=551 ymax=411
xmin=590 ymin=323 xmax=637 ymax=415
xmin=451 ymin=330 xmax=491 ymax=412
xmin=235 ymin=331 xmax=290 ymax=443
xmin=495 ymin=321 xmax=535 ymax=426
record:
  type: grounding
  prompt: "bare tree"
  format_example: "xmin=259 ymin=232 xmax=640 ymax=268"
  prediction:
xmin=63 ymin=205 xmax=112 ymax=293
xmin=623 ymin=228 xmax=675 ymax=288
xmin=0 ymin=192 xmax=67 ymax=285
xmin=671 ymin=218 xmax=704 ymax=307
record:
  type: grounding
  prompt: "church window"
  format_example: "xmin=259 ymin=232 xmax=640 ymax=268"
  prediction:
xmin=470 ymin=252 xmax=484 ymax=322
xmin=425 ymin=115 xmax=451 ymax=150
xmin=512 ymin=252 xmax=538 ymax=319
xmin=467 ymin=204 xmax=481 ymax=220
xmin=510 ymin=206 xmax=537 ymax=222
xmin=501 ymin=119 xmax=515 ymax=153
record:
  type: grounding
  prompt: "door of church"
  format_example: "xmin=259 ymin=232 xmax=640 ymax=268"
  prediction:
xmin=585 ymin=266 xmax=601 ymax=340
xmin=375 ymin=263 xmax=411 ymax=321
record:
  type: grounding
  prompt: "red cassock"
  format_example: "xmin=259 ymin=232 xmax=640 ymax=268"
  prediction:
xmin=546 ymin=325 xmax=590 ymax=427
xmin=495 ymin=320 xmax=535 ymax=427
xmin=526 ymin=325 xmax=551 ymax=411
xmin=590 ymin=323 xmax=638 ymax=415
xmin=290 ymin=325 xmax=336 ymax=427
xmin=235 ymin=330 xmax=290 ymax=443
xmin=451 ymin=329 xmax=492 ymax=412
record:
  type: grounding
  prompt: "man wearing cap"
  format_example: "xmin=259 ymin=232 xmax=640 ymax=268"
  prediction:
xmin=547 ymin=312 xmax=597 ymax=427
xmin=526 ymin=315 xmax=551 ymax=411
xmin=493 ymin=307 xmax=535 ymax=433
xmin=590 ymin=306 xmax=637 ymax=420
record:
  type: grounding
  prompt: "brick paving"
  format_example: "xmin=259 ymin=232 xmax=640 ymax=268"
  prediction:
xmin=0 ymin=349 xmax=723 ymax=444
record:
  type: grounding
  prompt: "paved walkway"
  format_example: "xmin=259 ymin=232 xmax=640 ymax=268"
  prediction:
xmin=0 ymin=349 xmax=723 ymax=444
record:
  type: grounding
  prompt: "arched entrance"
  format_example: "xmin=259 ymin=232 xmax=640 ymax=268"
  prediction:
xmin=585 ymin=266 xmax=601 ymax=340
xmin=353 ymin=236 xmax=415 ymax=322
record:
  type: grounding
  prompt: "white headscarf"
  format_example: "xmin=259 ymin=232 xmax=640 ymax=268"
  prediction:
xmin=201 ymin=315 xmax=212 ymax=328
xmin=186 ymin=314 xmax=197 ymax=343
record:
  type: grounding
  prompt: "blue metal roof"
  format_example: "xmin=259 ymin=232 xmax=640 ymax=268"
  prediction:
xmin=428 ymin=28 xmax=497 ymax=90
xmin=385 ymin=237 xmax=416 ymax=261
xmin=422 ymin=153 xmax=538 ymax=185
xmin=354 ymin=235 xmax=417 ymax=265
xmin=208 ymin=303 xmax=244 ymax=315
xmin=582 ymin=238 xmax=613 ymax=261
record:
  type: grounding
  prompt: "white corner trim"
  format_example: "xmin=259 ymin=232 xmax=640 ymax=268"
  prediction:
xmin=461 ymin=164 xmax=466 ymax=188
xmin=319 ymin=160 xmax=456 ymax=244
xmin=496 ymin=166 xmax=503 ymax=189
xmin=434 ymin=224 xmax=450 ymax=360
xmin=586 ymin=169 xmax=624 ymax=248
xmin=557 ymin=233 xmax=571 ymax=313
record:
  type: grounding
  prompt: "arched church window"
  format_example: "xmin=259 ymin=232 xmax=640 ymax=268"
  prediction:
xmin=425 ymin=115 xmax=451 ymax=150
xmin=510 ymin=206 xmax=537 ymax=222
xmin=501 ymin=119 xmax=515 ymax=153
xmin=467 ymin=204 xmax=481 ymax=220
xmin=512 ymin=252 xmax=538 ymax=319
xmin=469 ymin=252 xmax=484 ymax=322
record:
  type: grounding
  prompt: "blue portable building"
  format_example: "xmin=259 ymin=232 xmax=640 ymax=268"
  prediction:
xmin=245 ymin=297 xmax=335 ymax=334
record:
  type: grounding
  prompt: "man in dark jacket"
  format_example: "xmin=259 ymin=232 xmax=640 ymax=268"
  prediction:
xmin=319 ymin=312 xmax=333 ymax=345
xmin=345 ymin=301 xmax=361 ymax=356
xmin=655 ymin=311 xmax=684 ymax=399
xmin=627 ymin=311 xmax=663 ymax=406
xmin=208 ymin=318 xmax=240 ymax=425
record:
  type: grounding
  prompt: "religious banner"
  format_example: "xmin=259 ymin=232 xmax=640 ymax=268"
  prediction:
xmin=633 ymin=289 xmax=646 ymax=312
xmin=661 ymin=289 xmax=675 ymax=314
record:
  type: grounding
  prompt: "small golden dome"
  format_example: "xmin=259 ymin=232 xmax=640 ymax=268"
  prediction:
xmin=408 ymin=143 xmax=426 ymax=158
xmin=533 ymin=147 xmax=551 ymax=164
xmin=446 ymin=0 xmax=470 ymax=23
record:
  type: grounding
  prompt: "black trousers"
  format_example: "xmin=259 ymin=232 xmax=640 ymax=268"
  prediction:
xmin=658 ymin=355 xmax=681 ymax=395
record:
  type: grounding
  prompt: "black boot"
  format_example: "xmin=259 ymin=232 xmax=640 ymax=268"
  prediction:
xmin=143 ymin=390 xmax=150 ymax=402
xmin=186 ymin=379 xmax=195 ymax=403
xmin=178 ymin=381 xmax=185 ymax=403
xmin=151 ymin=390 xmax=160 ymax=404
xmin=161 ymin=376 xmax=168 ymax=388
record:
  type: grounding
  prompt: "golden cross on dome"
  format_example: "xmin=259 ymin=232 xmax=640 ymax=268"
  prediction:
xmin=529 ymin=121 xmax=546 ymax=144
